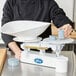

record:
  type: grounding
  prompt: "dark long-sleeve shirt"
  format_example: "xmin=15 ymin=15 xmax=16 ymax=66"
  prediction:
xmin=1 ymin=0 xmax=73 ymax=47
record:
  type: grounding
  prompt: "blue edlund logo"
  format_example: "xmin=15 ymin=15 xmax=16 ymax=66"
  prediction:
xmin=34 ymin=58 xmax=43 ymax=64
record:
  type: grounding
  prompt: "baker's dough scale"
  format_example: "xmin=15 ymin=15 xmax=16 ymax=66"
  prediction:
xmin=19 ymin=37 xmax=73 ymax=73
xmin=1 ymin=20 xmax=74 ymax=73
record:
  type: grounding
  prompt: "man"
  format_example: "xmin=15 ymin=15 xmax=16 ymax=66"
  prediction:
xmin=1 ymin=0 xmax=73 ymax=59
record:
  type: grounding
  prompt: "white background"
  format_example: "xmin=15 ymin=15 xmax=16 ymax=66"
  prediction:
xmin=55 ymin=0 xmax=74 ymax=21
xmin=0 ymin=0 xmax=75 ymax=44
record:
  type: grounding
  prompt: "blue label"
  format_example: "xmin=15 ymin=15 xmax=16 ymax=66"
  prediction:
xmin=34 ymin=58 xmax=43 ymax=64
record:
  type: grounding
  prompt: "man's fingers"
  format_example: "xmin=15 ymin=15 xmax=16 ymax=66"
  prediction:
xmin=15 ymin=53 xmax=21 ymax=60
xmin=58 ymin=24 xmax=73 ymax=37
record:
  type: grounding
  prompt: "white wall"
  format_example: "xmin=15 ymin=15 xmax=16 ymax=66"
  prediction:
xmin=55 ymin=0 xmax=74 ymax=21
xmin=73 ymin=0 xmax=76 ymax=29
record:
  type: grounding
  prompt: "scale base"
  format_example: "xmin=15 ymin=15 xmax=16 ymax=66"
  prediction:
xmin=20 ymin=50 xmax=68 ymax=71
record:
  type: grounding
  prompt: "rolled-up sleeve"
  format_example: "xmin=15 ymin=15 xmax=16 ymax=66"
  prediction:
xmin=1 ymin=0 xmax=14 ymax=46
xmin=49 ymin=0 xmax=73 ymax=28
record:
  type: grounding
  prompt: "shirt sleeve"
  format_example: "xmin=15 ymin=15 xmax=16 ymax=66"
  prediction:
xmin=49 ymin=0 xmax=73 ymax=28
xmin=1 ymin=0 xmax=14 ymax=46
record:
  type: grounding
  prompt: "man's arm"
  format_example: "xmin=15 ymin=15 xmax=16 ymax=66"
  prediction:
xmin=8 ymin=42 xmax=21 ymax=59
xmin=49 ymin=0 xmax=73 ymax=37
xmin=1 ymin=0 xmax=21 ymax=59
xmin=1 ymin=0 xmax=14 ymax=46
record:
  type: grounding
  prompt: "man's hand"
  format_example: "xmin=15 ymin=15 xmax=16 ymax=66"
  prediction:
xmin=58 ymin=24 xmax=73 ymax=37
xmin=8 ymin=41 xmax=21 ymax=60
xmin=15 ymin=51 xmax=21 ymax=60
